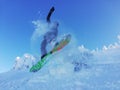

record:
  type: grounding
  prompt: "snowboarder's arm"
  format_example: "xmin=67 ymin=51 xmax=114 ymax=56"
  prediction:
xmin=46 ymin=7 xmax=55 ymax=23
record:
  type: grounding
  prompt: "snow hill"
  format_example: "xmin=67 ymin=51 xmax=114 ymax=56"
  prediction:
xmin=0 ymin=44 xmax=120 ymax=90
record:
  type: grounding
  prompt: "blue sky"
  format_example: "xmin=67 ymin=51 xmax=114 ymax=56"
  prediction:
xmin=0 ymin=0 xmax=120 ymax=72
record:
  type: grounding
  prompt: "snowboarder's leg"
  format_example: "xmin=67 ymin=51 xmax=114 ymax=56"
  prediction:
xmin=41 ymin=32 xmax=55 ymax=58
xmin=41 ymin=39 xmax=47 ymax=59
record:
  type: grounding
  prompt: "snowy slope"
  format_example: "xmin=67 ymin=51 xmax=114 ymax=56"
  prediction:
xmin=0 ymin=44 xmax=120 ymax=90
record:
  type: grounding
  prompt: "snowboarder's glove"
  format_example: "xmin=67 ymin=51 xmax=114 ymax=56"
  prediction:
xmin=50 ymin=7 xmax=55 ymax=12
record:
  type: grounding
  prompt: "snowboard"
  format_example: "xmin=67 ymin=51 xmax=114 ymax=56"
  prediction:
xmin=30 ymin=34 xmax=71 ymax=72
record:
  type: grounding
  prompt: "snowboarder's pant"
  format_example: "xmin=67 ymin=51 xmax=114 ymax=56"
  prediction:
xmin=41 ymin=31 xmax=57 ymax=56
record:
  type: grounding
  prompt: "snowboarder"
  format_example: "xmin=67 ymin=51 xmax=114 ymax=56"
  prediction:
xmin=41 ymin=7 xmax=59 ymax=59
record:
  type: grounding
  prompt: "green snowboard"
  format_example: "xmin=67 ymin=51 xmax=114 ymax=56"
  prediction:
xmin=30 ymin=34 xmax=71 ymax=72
